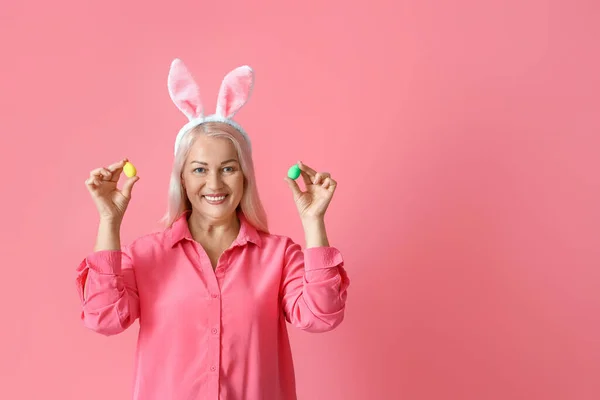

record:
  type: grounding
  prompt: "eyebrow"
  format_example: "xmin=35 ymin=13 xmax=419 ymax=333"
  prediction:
xmin=191 ymin=159 xmax=239 ymax=166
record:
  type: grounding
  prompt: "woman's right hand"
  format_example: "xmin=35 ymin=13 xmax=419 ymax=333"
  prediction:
xmin=85 ymin=158 xmax=140 ymax=223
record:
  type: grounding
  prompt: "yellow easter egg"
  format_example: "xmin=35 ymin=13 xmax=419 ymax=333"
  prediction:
xmin=123 ymin=162 xmax=137 ymax=178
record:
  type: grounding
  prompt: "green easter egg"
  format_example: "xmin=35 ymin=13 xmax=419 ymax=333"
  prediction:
xmin=287 ymin=164 xmax=301 ymax=180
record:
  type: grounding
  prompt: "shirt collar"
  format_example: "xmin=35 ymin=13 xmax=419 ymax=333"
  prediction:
xmin=168 ymin=209 xmax=262 ymax=248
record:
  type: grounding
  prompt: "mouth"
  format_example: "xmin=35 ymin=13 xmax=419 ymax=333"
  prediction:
xmin=203 ymin=194 xmax=229 ymax=205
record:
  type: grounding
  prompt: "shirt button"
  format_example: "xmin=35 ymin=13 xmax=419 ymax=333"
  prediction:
xmin=211 ymin=328 xmax=218 ymax=334
xmin=211 ymin=293 xmax=219 ymax=298
xmin=210 ymin=366 xmax=216 ymax=371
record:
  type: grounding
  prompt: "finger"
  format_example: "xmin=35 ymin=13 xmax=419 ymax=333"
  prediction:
xmin=298 ymin=161 xmax=317 ymax=177
xmin=121 ymin=176 xmax=140 ymax=198
xmin=85 ymin=177 xmax=100 ymax=192
xmin=313 ymin=172 xmax=322 ymax=185
xmin=107 ymin=159 xmax=129 ymax=181
xmin=107 ymin=158 xmax=128 ymax=172
xmin=328 ymin=178 xmax=337 ymax=192
xmin=86 ymin=175 xmax=102 ymax=185
xmin=285 ymin=177 xmax=303 ymax=197
xmin=314 ymin=172 xmax=330 ymax=185
xmin=89 ymin=168 xmax=112 ymax=180
xmin=322 ymin=177 xmax=332 ymax=190
xmin=299 ymin=169 xmax=313 ymax=187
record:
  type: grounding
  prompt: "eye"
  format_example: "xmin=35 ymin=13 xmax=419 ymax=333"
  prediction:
xmin=193 ymin=167 xmax=206 ymax=174
xmin=223 ymin=166 xmax=235 ymax=173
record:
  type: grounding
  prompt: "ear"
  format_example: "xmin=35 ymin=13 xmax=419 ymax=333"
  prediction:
xmin=168 ymin=59 xmax=204 ymax=120
xmin=215 ymin=66 xmax=254 ymax=119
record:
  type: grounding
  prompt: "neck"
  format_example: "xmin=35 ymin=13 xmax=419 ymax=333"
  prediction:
xmin=187 ymin=211 xmax=241 ymax=244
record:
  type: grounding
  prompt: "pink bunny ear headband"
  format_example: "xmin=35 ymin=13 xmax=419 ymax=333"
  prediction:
xmin=168 ymin=58 xmax=254 ymax=155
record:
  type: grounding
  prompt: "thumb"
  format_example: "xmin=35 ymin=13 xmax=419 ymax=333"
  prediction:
xmin=122 ymin=176 xmax=140 ymax=198
xmin=285 ymin=177 xmax=302 ymax=198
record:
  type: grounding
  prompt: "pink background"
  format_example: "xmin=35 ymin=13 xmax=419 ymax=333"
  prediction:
xmin=1 ymin=0 xmax=599 ymax=399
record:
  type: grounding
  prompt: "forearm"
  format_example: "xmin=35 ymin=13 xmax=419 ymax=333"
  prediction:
xmin=94 ymin=219 xmax=122 ymax=251
xmin=302 ymin=218 xmax=329 ymax=248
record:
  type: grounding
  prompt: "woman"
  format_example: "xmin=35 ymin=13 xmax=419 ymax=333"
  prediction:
xmin=75 ymin=59 xmax=350 ymax=400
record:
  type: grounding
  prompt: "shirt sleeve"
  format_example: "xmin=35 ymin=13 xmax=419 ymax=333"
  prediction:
xmin=75 ymin=247 xmax=140 ymax=336
xmin=279 ymin=238 xmax=350 ymax=333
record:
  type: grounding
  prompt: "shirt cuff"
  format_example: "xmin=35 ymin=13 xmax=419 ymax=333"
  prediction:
xmin=303 ymin=247 xmax=344 ymax=271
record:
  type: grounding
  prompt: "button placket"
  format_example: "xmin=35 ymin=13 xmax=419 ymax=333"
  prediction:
xmin=194 ymin=241 xmax=222 ymax=379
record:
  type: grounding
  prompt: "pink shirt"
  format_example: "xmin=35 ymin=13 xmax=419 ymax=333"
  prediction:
xmin=75 ymin=211 xmax=350 ymax=400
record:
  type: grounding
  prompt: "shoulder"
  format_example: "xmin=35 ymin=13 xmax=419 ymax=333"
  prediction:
xmin=255 ymin=230 xmax=301 ymax=254
xmin=258 ymin=230 xmax=293 ymax=244
xmin=124 ymin=228 xmax=171 ymax=256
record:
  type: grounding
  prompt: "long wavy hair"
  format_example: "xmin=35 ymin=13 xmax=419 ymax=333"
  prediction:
xmin=160 ymin=122 xmax=269 ymax=233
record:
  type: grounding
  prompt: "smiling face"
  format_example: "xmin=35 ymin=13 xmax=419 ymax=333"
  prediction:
xmin=181 ymin=134 xmax=245 ymax=222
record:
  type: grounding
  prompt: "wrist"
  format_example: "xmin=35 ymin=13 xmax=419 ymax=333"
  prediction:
xmin=302 ymin=218 xmax=329 ymax=248
xmin=99 ymin=217 xmax=122 ymax=228
xmin=98 ymin=218 xmax=123 ymax=238
xmin=95 ymin=219 xmax=122 ymax=251
xmin=301 ymin=216 xmax=325 ymax=227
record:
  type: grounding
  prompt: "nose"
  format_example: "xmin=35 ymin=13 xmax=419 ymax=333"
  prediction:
xmin=206 ymin=171 xmax=224 ymax=190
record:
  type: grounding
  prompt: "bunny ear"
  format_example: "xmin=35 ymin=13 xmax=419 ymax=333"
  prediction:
xmin=215 ymin=66 xmax=254 ymax=118
xmin=168 ymin=59 xmax=204 ymax=120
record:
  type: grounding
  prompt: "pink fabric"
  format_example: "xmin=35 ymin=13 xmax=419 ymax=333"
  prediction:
xmin=167 ymin=58 xmax=254 ymax=122
xmin=75 ymin=211 xmax=350 ymax=400
xmin=216 ymin=66 xmax=254 ymax=118
xmin=168 ymin=58 xmax=204 ymax=119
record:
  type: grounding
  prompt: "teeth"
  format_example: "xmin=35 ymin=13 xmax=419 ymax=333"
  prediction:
xmin=205 ymin=196 xmax=226 ymax=201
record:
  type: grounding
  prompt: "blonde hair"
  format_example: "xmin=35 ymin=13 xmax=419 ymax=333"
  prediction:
xmin=160 ymin=122 xmax=269 ymax=233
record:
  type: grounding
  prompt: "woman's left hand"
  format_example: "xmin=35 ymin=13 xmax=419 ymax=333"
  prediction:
xmin=285 ymin=161 xmax=337 ymax=220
